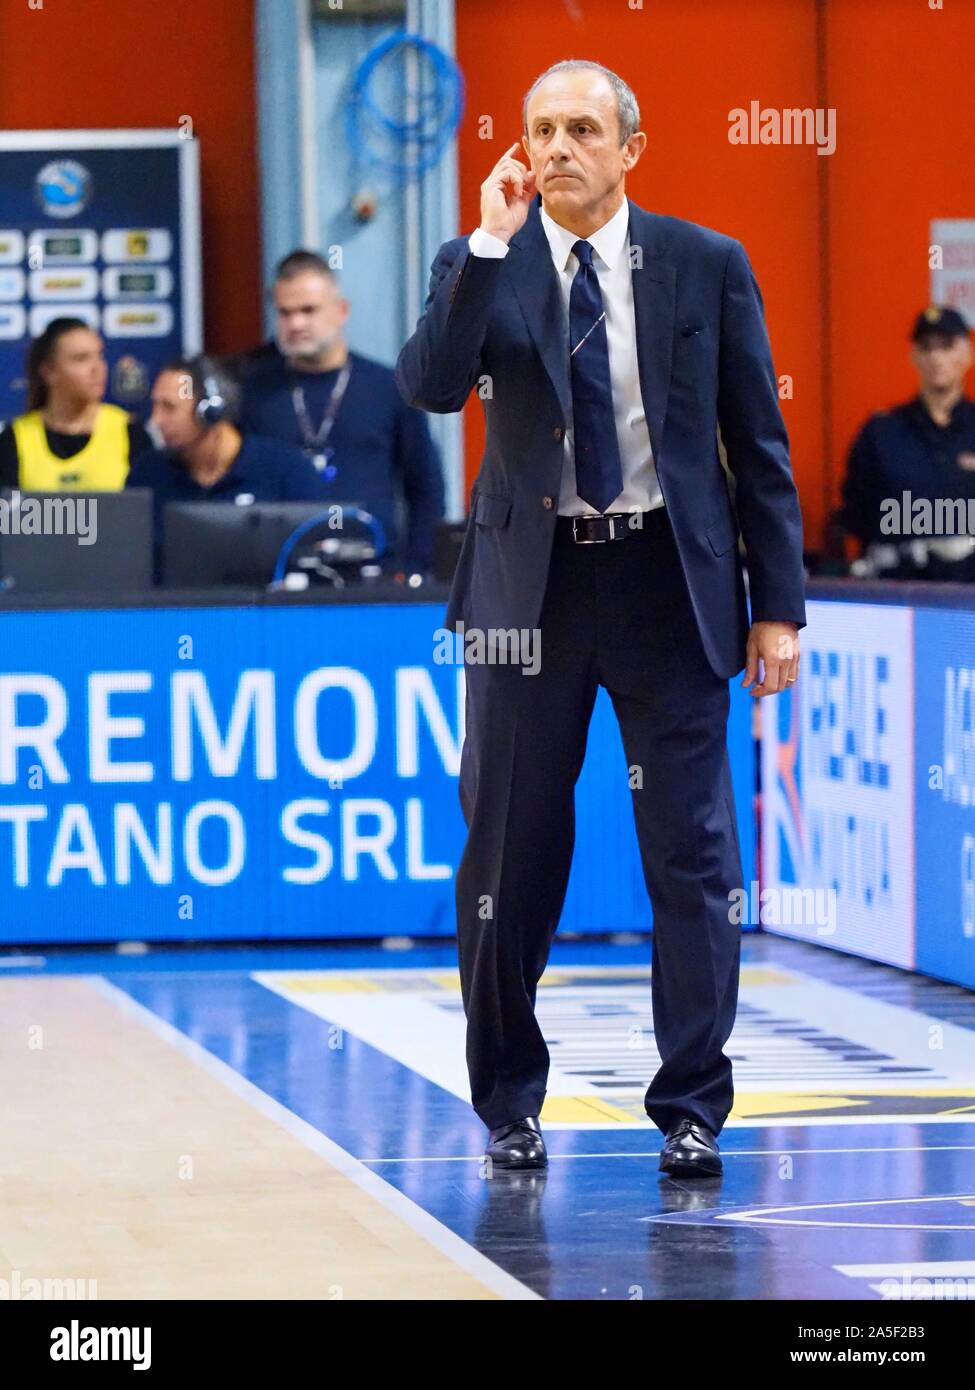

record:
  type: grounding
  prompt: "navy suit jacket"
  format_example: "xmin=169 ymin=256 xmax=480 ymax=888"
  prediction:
xmin=395 ymin=193 xmax=806 ymax=678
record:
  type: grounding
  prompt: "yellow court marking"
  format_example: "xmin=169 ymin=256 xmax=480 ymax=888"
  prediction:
xmin=527 ymin=1091 xmax=975 ymax=1126
xmin=262 ymin=962 xmax=796 ymax=995
xmin=271 ymin=974 xmax=387 ymax=993
xmin=730 ymin=1088 xmax=975 ymax=1121
xmin=738 ymin=965 xmax=800 ymax=986
xmin=258 ymin=966 xmax=975 ymax=1130
xmin=731 ymin=1092 xmax=866 ymax=1119
xmin=0 ymin=978 xmax=502 ymax=1300
xmin=425 ymin=971 xmax=465 ymax=991
xmin=540 ymin=1096 xmax=639 ymax=1124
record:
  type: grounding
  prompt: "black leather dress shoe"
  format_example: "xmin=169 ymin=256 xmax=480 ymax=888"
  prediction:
xmin=485 ymin=1116 xmax=547 ymax=1170
xmin=658 ymin=1117 xmax=722 ymax=1178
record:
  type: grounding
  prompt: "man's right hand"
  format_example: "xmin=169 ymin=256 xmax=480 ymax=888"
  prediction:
xmin=479 ymin=142 xmax=537 ymax=244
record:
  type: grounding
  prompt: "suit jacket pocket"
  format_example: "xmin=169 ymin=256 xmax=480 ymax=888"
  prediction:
xmin=673 ymin=325 xmax=714 ymax=414
xmin=474 ymin=493 xmax=512 ymax=528
xmin=706 ymin=512 xmax=740 ymax=556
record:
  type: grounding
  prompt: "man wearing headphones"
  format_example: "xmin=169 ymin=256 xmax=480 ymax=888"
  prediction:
xmin=126 ymin=354 xmax=330 ymax=575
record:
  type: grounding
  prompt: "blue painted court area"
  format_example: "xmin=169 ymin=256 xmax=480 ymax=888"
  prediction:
xmin=17 ymin=932 xmax=975 ymax=1301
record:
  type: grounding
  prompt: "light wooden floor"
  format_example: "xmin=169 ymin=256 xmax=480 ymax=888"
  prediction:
xmin=0 ymin=977 xmax=500 ymax=1299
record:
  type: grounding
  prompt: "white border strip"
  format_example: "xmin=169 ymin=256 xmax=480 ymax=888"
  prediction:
xmin=837 ymin=1261 xmax=975 ymax=1277
xmin=0 ymin=130 xmax=183 ymax=150
xmin=91 ymin=976 xmax=539 ymax=1301
xmin=178 ymin=136 xmax=203 ymax=354
xmin=296 ymin=0 xmax=319 ymax=248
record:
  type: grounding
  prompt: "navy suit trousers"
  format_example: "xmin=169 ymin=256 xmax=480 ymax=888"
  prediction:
xmin=456 ymin=506 xmax=744 ymax=1136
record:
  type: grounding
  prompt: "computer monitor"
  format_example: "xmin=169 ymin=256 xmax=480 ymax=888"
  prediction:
xmin=161 ymin=500 xmax=371 ymax=587
xmin=0 ymin=487 xmax=153 ymax=594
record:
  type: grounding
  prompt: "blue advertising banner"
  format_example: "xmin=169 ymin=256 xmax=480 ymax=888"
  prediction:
xmin=0 ymin=131 xmax=201 ymax=425
xmin=762 ymin=593 xmax=975 ymax=991
xmin=914 ymin=607 xmax=975 ymax=988
xmin=760 ymin=601 xmax=915 ymax=966
xmin=0 ymin=601 xmax=756 ymax=945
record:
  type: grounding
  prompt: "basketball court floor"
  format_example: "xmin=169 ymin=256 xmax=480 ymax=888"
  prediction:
xmin=2 ymin=932 xmax=974 ymax=1301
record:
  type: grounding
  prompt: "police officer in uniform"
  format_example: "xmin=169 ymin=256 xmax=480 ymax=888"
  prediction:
xmin=841 ymin=305 xmax=975 ymax=579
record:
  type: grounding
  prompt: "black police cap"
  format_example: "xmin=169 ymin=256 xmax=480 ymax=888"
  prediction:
xmin=911 ymin=304 xmax=971 ymax=342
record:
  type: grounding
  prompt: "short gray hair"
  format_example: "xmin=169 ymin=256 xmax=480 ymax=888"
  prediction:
xmin=522 ymin=60 xmax=640 ymax=145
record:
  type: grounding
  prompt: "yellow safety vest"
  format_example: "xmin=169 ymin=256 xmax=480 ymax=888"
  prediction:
xmin=11 ymin=403 xmax=132 ymax=491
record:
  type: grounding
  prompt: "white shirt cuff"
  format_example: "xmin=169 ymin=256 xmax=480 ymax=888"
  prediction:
xmin=468 ymin=227 xmax=510 ymax=259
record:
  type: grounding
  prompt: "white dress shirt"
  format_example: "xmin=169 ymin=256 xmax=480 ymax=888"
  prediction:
xmin=468 ymin=202 xmax=662 ymax=517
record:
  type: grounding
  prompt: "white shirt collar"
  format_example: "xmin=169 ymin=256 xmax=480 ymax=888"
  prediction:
xmin=539 ymin=196 xmax=630 ymax=272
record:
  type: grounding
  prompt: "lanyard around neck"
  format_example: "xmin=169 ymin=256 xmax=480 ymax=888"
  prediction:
xmin=291 ymin=360 xmax=352 ymax=452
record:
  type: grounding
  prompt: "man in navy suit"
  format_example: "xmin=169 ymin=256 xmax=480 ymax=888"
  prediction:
xmin=396 ymin=60 xmax=806 ymax=1178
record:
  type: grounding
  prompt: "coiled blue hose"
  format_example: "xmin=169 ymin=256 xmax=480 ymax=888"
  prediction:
xmin=344 ymin=29 xmax=464 ymax=182
xmin=271 ymin=506 xmax=387 ymax=586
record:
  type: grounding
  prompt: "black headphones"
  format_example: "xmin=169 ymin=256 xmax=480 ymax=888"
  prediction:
xmin=191 ymin=355 xmax=240 ymax=427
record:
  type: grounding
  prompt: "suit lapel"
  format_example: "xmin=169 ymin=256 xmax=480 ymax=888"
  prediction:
xmin=505 ymin=194 xmax=677 ymax=460
xmin=507 ymin=197 xmax=572 ymax=423
xmin=627 ymin=200 xmax=676 ymax=468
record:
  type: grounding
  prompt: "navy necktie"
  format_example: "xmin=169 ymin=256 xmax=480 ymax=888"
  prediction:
xmin=568 ymin=239 xmax=623 ymax=513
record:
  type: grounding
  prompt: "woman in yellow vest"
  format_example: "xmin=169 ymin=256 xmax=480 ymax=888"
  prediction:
xmin=0 ymin=317 xmax=150 ymax=491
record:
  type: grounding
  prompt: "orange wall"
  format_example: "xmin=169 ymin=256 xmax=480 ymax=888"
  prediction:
xmin=826 ymin=0 xmax=975 ymax=520
xmin=1 ymin=0 xmax=969 ymax=545
xmin=0 ymin=0 xmax=262 ymax=354
xmin=455 ymin=0 xmax=825 ymax=537
xmin=455 ymin=0 xmax=975 ymax=550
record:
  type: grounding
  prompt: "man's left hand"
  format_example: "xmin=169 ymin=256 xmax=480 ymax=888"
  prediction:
xmin=741 ymin=621 xmax=800 ymax=698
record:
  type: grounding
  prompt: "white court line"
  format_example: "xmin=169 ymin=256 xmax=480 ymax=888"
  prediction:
xmin=836 ymin=1261 xmax=975 ymax=1277
xmin=91 ymin=977 xmax=539 ymax=1302
xmin=363 ymin=1143 xmax=975 ymax=1164
xmin=716 ymin=1192 xmax=975 ymax=1232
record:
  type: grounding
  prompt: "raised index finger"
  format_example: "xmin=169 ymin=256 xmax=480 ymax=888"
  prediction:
xmin=498 ymin=142 xmax=527 ymax=169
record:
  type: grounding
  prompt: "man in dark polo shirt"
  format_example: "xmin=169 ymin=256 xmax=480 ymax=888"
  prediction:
xmin=126 ymin=355 xmax=331 ymax=578
xmin=239 ymin=249 xmax=444 ymax=576
xmin=841 ymin=305 xmax=975 ymax=578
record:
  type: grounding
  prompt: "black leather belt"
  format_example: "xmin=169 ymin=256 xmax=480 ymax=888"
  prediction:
xmin=558 ymin=509 xmax=666 ymax=544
